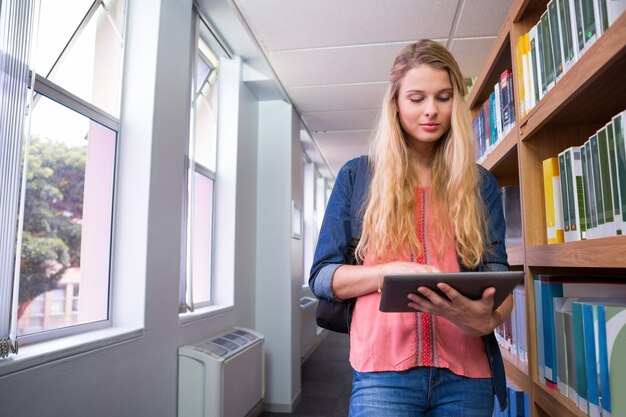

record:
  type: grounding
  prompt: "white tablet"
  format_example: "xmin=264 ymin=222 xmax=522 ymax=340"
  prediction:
xmin=378 ymin=271 xmax=524 ymax=313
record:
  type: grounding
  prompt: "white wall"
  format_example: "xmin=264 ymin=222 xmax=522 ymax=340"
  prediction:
xmin=0 ymin=0 xmax=314 ymax=416
xmin=255 ymin=101 xmax=303 ymax=411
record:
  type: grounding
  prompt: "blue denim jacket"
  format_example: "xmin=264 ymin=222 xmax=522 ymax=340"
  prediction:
xmin=309 ymin=156 xmax=510 ymax=411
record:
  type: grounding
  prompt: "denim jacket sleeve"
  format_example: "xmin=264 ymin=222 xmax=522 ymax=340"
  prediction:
xmin=309 ymin=157 xmax=361 ymax=301
xmin=474 ymin=165 xmax=509 ymax=273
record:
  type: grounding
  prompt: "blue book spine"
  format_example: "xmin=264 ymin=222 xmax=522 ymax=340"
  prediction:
xmin=535 ymin=279 xmax=546 ymax=380
xmin=541 ymin=279 xmax=564 ymax=383
xmin=533 ymin=279 xmax=546 ymax=381
xmin=596 ymin=305 xmax=611 ymax=417
xmin=581 ymin=303 xmax=601 ymax=417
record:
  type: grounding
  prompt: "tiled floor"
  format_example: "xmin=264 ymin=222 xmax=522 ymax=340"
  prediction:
xmin=260 ymin=331 xmax=353 ymax=417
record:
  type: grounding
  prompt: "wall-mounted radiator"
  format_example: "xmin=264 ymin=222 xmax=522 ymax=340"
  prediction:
xmin=300 ymin=296 xmax=319 ymax=360
xmin=178 ymin=327 xmax=264 ymax=417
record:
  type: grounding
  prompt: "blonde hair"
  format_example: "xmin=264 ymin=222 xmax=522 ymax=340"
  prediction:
xmin=356 ymin=39 xmax=487 ymax=268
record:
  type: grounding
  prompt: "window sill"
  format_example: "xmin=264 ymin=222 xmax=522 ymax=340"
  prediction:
xmin=0 ymin=326 xmax=144 ymax=377
xmin=179 ymin=303 xmax=233 ymax=325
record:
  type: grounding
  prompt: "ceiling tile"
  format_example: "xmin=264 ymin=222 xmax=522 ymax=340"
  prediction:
xmin=289 ymin=82 xmax=387 ymax=113
xmin=454 ymin=0 xmax=512 ymax=37
xmin=268 ymin=43 xmax=409 ymax=87
xmin=313 ymin=130 xmax=372 ymax=175
xmin=302 ymin=109 xmax=380 ymax=132
xmin=448 ymin=37 xmax=498 ymax=78
xmin=234 ymin=0 xmax=460 ymax=51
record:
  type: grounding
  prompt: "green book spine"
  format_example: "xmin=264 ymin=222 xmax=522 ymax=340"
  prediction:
xmin=581 ymin=145 xmax=592 ymax=239
xmin=606 ymin=122 xmax=621 ymax=235
xmin=559 ymin=152 xmax=572 ymax=238
xmin=591 ymin=134 xmax=606 ymax=235
xmin=585 ymin=140 xmax=598 ymax=239
xmin=573 ymin=0 xmax=586 ymax=52
xmin=541 ymin=11 xmax=556 ymax=91
xmin=557 ymin=0 xmax=576 ymax=69
xmin=549 ymin=0 xmax=564 ymax=78
xmin=530 ymin=25 xmax=542 ymax=104
xmin=613 ymin=113 xmax=626 ymax=233
xmin=598 ymin=126 xmax=616 ymax=235
xmin=571 ymin=147 xmax=587 ymax=239
xmin=581 ymin=0 xmax=598 ymax=45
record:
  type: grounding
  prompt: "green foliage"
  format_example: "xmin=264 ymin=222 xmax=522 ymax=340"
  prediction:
xmin=19 ymin=137 xmax=86 ymax=312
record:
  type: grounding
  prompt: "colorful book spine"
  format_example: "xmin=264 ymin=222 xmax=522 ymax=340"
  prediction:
xmin=606 ymin=120 xmax=622 ymax=236
xmin=572 ymin=301 xmax=589 ymax=413
xmin=580 ymin=302 xmax=601 ymax=417
xmin=598 ymin=303 xmax=626 ymax=417
xmin=543 ymin=157 xmax=565 ymax=243
xmin=613 ymin=112 xmax=626 ymax=235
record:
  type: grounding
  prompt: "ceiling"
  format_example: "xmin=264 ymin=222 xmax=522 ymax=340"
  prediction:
xmin=230 ymin=0 xmax=513 ymax=178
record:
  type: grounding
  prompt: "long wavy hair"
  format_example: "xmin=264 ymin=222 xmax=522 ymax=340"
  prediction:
xmin=356 ymin=39 xmax=487 ymax=268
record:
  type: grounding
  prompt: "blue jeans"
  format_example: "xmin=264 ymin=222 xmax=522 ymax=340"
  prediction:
xmin=349 ymin=367 xmax=494 ymax=417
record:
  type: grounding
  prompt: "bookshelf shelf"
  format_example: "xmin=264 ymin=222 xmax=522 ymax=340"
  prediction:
xmin=526 ymin=237 xmax=626 ymax=268
xmin=519 ymin=12 xmax=626 ymax=142
xmin=480 ymin=128 xmax=518 ymax=173
xmin=471 ymin=1 xmax=626 ymax=416
xmin=532 ymin=382 xmax=587 ymax=417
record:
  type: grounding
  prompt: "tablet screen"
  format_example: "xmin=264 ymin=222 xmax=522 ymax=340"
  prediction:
xmin=378 ymin=271 xmax=524 ymax=312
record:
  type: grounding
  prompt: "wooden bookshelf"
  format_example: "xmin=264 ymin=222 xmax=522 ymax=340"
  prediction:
xmin=501 ymin=349 xmax=530 ymax=393
xmin=469 ymin=0 xmax=626 ymax=416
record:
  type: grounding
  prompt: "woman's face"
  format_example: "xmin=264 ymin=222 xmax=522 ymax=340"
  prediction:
xmin=396 ymin=64 xmax=453 ymax=148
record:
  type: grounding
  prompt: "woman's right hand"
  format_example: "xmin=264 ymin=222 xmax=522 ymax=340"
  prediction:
xmin=378 ymin=261 xmax=440 ymax=276
xmin=332 ymin=261 xmax=440 ymax=300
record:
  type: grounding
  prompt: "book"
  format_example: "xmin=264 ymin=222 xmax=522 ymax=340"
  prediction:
xmin=539 ymin=276 xmax=564 ymax=383
xmin=515 ymin=36 xmax=526 ymax=117
xmin=572 ymin=301 xmax=590 ymax=413
xmin=554 ymin=297 xmax=570 ymax=397
xmin=597 ymin=303 xmax=626 ymax=417
xmin=543 ymin=157 xmax=565 ymax=243
xmin=557 ymin=0 xmax=577 ymax=71
xmin=540 ymin=11 xmax=556 ymax=94
xmin=581 ymin=143 xmax=595 ymax=239
xmin=502 ymin=186 xmax=522 ymax=247
xmin=606 ymin=120 xmax=622 ymax=235
xmin=593 ymin=0 xmax=610 ymax=34
xmin=580 ymin=301 xmax=602 ymax=417
xmin=535 ymin=279 xmax=546 ymax=381
xmin=590 ymin=133 xmax=607 ymax=237
xmin=598 ymin=125 xmax=617 ymax=236
xmin=524 ymin=31 xmax=536 ymax=111
xmin=529 ymin=25 xmax=543 ymax=104
xmin=564 ymin=309 xmax=580 ymax=403
xmin=584 ymin=139 xmax=599 ymax=239
xmin=572 ymin=0 xmax=587 ymax=54
xmin=613 ymin=112 xmax=626 ymax=235
xmin=581 ymin=0 xmax=599 ymax=49
xmin=564 ymin=147 xmax=587 ymax=240
xmin=559 ymin=150 xmax=573 ymax=239
xmin=548 ymin=0 xmax=565 ymax=79
xmin=501 ymin=69 xmax=514 ymax=135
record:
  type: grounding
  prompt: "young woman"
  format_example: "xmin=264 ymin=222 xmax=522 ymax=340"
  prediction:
xmin=310 ymin=39 xmax=511 ymax=417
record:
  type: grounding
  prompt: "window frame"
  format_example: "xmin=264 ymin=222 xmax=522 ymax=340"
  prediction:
xmin=179 ymin=11 xmax=225 ymax=313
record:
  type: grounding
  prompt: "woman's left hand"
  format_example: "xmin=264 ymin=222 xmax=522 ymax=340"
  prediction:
xmin=406 ymin=283 xmax=503 ymax=336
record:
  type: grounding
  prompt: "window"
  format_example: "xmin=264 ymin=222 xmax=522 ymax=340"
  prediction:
xmin=10 ymin=0 xmax=126 ymax=346
xmin=179 ymin=14 xmax=226 ymax=313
